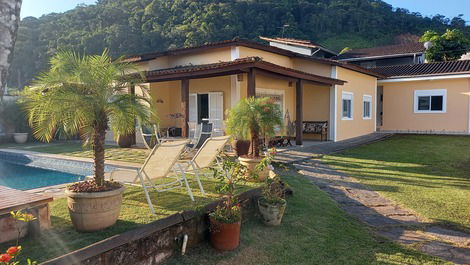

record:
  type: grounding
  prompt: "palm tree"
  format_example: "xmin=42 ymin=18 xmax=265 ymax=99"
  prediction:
xmin=22 ymin=50 xmax=154 ymax=188
xmin=226 ymin=97 xmax=283 ymax=157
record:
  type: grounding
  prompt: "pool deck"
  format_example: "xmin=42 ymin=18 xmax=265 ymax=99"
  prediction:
xmin=0 ymin=185 xmax=53 ymax=215
xmin=0 ymin=148 xmax=140 ymax=198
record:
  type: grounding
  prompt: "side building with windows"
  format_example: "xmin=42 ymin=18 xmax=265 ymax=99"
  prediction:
xmin=373 ymin=60 xmax=470 ymax=134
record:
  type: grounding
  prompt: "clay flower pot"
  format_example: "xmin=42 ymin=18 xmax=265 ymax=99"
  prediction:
xmin=258 ymin=199 xmax=287 ymax=226
xmin=13 ymin=133 xmax=28 ymax=144
xmin=239 ymin=156 xmax=270 ymax=182
xmin=209 ymin=217 xmax=241 ymax=251
xmin=65 ymin=186 xmax=125 ymax=232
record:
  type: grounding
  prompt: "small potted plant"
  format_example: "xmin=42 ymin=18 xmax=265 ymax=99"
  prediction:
xmin=209 ymin=155 xmax=247 ymax=251
xmin=0 ymin=100 xmax=30 ymax=144
xmin=226 ymin=97 xmax=283 ymax=181
xmin=258 ymin=176 xmax=287 ymax=226
xmin=23 ymin=50 xmax=154 ymax=232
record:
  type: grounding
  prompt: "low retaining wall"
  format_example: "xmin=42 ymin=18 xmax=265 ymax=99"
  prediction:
xmin=41 ymin=188 xmax=261 ymax=265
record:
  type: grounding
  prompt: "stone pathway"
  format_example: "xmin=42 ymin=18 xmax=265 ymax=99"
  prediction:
xmin=275 ymin=132 xmax=393 ymax=164
xmin=294 ymin=160 xmax=470 ymax=264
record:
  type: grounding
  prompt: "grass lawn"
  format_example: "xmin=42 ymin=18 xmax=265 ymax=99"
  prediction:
xmin=322 ymin=135 xmax=470 ymax=232
xmin=0 ymin=142 xmax=148 ymax=163
xmin=166 ymin=167 xmax=447 ymax=265
xmin=0 ymin=176 xmax=259 ymax=263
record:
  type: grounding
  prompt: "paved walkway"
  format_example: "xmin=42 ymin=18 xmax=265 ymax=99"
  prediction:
xmin=275 ymin=133 xmax=393 ymax=164
xmin=288 ymin=148 xmax=470 ymax=263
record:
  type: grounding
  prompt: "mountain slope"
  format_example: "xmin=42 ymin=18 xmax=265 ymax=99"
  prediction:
xmin=8 ymin=0 xmax=469 ymax=88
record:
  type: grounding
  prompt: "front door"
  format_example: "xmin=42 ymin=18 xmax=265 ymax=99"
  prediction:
xmin=188 ymin=92 xmax=224 ymax=135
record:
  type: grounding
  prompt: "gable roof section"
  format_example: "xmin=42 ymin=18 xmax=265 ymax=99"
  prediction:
xmin=259 ymin=36 xmax=338 ymax=56
xmin=336 ymin=42 xmax=425 ymax=61
xmin=372 ymin=60 xmax=470 ymax=79
xmin=125 ymin=38 xmax=383 ymax=78
xmin=145 ymin=57 xmax=345 ymax=86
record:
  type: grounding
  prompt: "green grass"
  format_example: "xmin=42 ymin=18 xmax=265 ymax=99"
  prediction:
xmin=0 ymin=176 xmax=259 ymax=263
xmin=322 ymin=135 xmax=470 ymax=232
xmin=166 ymin=167 xmax=447 ymax=265
xmin=0 ymin=142 xmax=148 ymax=163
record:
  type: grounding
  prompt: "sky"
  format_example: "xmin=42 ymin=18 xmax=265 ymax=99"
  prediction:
xmin=20 ymin=0 xmax=470 ymax=22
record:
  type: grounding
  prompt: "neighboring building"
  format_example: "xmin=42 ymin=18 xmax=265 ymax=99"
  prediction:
xmin=335 ymin=42 xmax=426 ymax=68
xmin=373 ymin=60 xmax=470 ymax=134
xmin=122 ymin=39 xmax=382 ymax=144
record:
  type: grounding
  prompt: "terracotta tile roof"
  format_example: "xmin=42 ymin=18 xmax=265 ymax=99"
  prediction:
xmin=372 ymin=60 xmax=470 ymax=78
xmin=125 ymin=38 xmax=383 ymax=78
xmin=336 ymin=42 xmax=425 ymax=60
xmin=145 ymin=57 xmax=346 ymax=85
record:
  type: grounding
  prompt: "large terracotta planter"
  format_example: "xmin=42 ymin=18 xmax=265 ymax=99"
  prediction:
xmin=13 ymin=133 xmax=28 ymax=144
xmin=239 ymin=156 xmax=269 ymax=182
xmin=65 ymin=186 xmax=125 ymax=232
xmin=117 ymin=134 xmax=134 ymax=148
xmin=258 ymin=199 xmax=287 ymax=226
xmin=209 ymin=218 xmax=241 ymax=251
xmin=231 ymin=140 xmax=250 ymax=157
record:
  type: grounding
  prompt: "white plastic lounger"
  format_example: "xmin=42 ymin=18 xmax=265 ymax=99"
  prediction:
xmin=109 ymin=139 xmax=200 ymax=214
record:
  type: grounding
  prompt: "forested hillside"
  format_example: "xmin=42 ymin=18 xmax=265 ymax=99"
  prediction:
xmin=8 ymin=0 xmax=469 ymax=89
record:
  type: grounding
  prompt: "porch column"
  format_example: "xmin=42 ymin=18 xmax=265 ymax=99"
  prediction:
xmin=247 ymin=68 xmax=256 ymax=97
xmin=128 ymin=84 xmax=136 ymax=145
xmin=295 ymin=79 xmax=303 ymax=145
xmin=181 ymin=79 xmax=189 ymax=138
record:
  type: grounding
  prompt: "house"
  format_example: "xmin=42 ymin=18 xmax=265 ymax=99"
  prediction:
xmin=122 ymin=39 xmax=382 ymax=145
xmin=335 ymin=42 xmax=426 ymax=68
xmin=119 ymin=37 xmax=470 ymax=146
xmin=373 ymin=60 xmax=470 ymax=134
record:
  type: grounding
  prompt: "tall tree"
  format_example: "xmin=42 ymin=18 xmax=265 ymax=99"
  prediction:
xmin=420 ymin=29 xmax=470 ymax=62
xmin=0 ymin=0 xmax=22 ymax=100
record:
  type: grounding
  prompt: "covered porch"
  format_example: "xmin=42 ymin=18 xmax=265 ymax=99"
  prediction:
xmin=142 ymin=57 xmax=344 ymax=145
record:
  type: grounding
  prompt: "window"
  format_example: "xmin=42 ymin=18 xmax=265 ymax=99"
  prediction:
xmin=342 ymin=92 xmax=353 ymax=120
xmin=414 ymin=89 xmax=446 ymax=113
xmin=363 ymin=95 xmax=372 ymax=119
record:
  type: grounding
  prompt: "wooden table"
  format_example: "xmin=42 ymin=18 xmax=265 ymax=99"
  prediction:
xmin=0 ymin=186 xmax=53 ymax=243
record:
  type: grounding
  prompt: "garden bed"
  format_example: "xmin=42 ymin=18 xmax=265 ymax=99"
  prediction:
xmin=0 ymin=176 xmax=259 ymax=263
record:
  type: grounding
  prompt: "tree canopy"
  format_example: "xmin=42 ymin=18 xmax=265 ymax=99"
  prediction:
xmin=8 ymin=0 xmax=470 ymax=89
xmin=420 ymin=29 xmax=470 ymax=62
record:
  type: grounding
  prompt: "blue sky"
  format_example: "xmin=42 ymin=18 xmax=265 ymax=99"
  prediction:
xmin=21 ymin=0 xmax=470 ymax=21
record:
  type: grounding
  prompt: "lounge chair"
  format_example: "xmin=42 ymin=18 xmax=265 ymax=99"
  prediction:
xmin=108 ymin=139 xmax=200 ymax=214
xmin=186 ymin=123 xmax=213 ymax=152
xmin=179 ymin=135 xmax=231 ymax=190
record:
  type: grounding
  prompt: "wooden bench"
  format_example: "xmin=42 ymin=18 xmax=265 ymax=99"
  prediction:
xmin=0 ymin=186 xmax=53 ymax=243
xmin=302 ymin=121 xmax=328 ymax=141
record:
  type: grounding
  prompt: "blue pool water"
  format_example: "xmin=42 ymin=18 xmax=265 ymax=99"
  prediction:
xmin=0 ymin=159 xmax=85 ymax=190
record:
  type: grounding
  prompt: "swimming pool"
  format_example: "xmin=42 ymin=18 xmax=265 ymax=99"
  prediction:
xmin=0 ymin=160 xmax=85 ymax=190
xmin=0 ymin=150 xmax=116 ymax=190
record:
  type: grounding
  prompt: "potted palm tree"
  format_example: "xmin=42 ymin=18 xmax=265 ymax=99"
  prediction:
xmin=22 ymin=50 xmax=154 ymax=232
xmin=226 ymin=97 xmax=283 ymax=181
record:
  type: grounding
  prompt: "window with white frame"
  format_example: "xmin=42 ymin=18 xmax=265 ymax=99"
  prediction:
xmin=342 ymin=92 xmax=353 ymax=120
xmin=414 ymin=89 xmax=446 ymax=113
xmin=363 ymin=95 xmax=372 ymax=119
